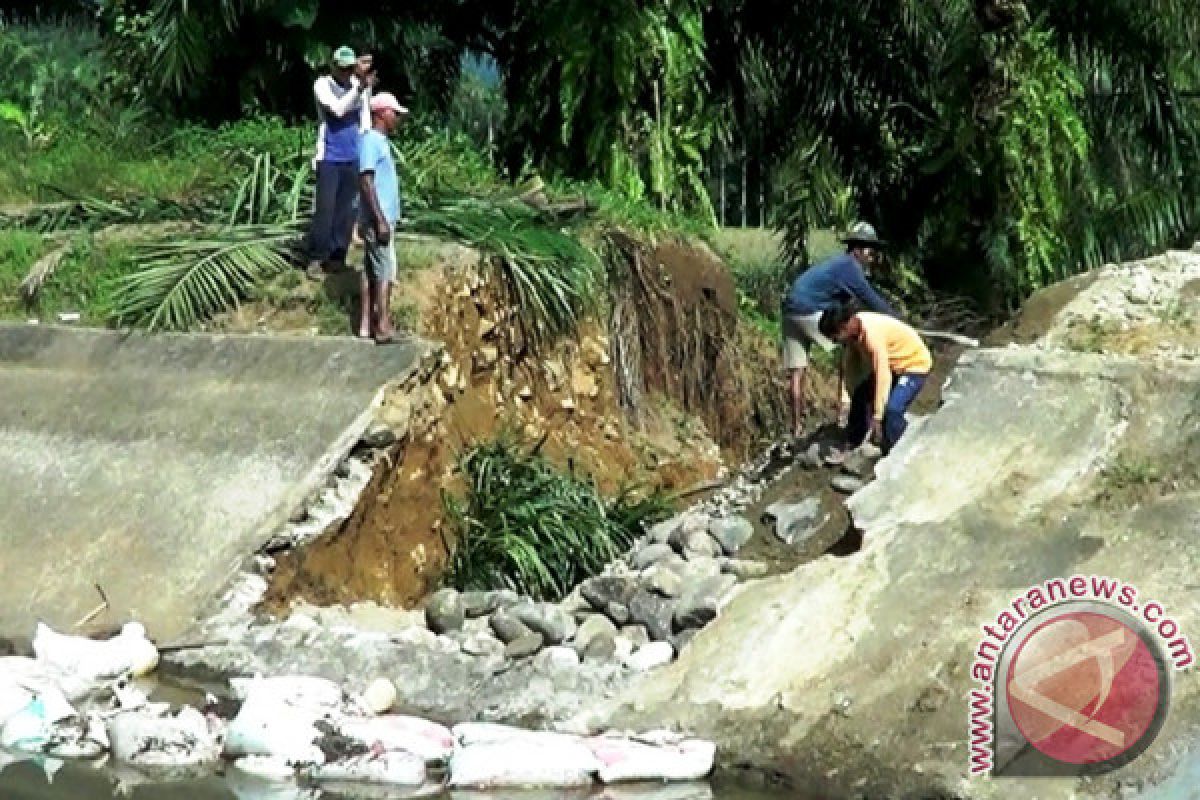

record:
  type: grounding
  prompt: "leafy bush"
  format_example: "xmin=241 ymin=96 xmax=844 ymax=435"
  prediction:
xmin=443 ymin=433 xmax=672 ymax=601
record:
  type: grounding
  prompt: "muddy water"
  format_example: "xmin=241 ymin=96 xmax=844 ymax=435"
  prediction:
xmin=0 ymin=758 xmax=788 ymax=799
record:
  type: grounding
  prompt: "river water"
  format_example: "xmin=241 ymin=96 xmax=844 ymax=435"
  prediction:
xmin=0 ymin=757 xmax=786 ymax=800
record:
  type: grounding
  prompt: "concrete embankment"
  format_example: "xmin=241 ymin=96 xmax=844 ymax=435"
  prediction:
xmin=0 ymin=324 xmax=428 ymax=641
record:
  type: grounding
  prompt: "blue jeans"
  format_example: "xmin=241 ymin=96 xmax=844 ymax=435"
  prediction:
xmin=847 ymin=372 xmax=928 ymax=453
xmin=308 ymin=160 xmax=359 ymax=264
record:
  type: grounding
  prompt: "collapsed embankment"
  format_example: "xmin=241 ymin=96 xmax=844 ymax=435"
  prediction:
xmin=261 ymin=232 xmax=795 ymax=612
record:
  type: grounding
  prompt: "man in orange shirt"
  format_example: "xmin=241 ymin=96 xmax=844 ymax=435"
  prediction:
xmin=819 ymin=306 xmax=933 ymax=454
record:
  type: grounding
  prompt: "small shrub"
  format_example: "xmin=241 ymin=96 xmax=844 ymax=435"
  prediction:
xmin=443 ymin=433 xmax=672 ymax=600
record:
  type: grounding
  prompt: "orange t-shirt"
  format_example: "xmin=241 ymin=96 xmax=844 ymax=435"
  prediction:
xmin=849 ymin=312 xmax=932 ymax=420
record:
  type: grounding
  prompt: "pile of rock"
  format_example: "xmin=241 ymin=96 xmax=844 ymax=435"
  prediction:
xmin=418 ymin=511 xmax=762 ymax=672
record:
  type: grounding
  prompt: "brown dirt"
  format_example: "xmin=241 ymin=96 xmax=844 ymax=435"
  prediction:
xmin=264 ymin=238 xmax=763 ymax=612
xmin=606 ymin=232 xmax=788 ymax=457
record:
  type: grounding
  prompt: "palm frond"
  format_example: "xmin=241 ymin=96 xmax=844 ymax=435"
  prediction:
xmin=406 ymin=198 xmax=600 ymax=350
xmin=108 ymin=223 xmax=303 ymax=331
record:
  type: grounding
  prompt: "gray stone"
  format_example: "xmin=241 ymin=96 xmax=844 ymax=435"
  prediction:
xmin=605 ymin=601 xmax=631 ymax=626
xmin=707 ymin=515 xmax=754 ymax=555
xmin=360 ymin=422 xmax=397 ymax=448
xmin=642 ymin=565 xmax=683 ymax=598
xmin=674 ymin=574 xmax=737 ymax=631
xmin=763 ymin=497 xmax=827 ymax=547
xmin=425 ymin=588 xmax=465 ymax=634
xmin=628 ymin=590 xmax=677 ymax=641
xmin=676 ymin=556 xmax=722 ymax=585
xmin=461 ymin=591 xmax=493 ymax=618
xmin=841 ymin=451 xmax=876 ymax=479
xmin=630 ymin=543 xmax=676 ymax=570
xmin=558 ymin=587 xmax=592 ymax=616
xmin=514 ymin=602 xmax=576 ymax=645
xmin=582 ymin=633 xmax=617 ymax=663
xmin=670 ymin=628 xmax=699 ymax=655
xmin=460 ymin=631 xmax=504 ymax=658
xmin=647 ymin=518 xmax=680 ymax=545
xmin=667 ymin=513 xmax=711 ymax=553
xmin=623 ymin=641 xmax=674 ymax=672
xmin=504 ymin=632 xmax=544 ymax=659
xmin=618 ymin=625 xmax=651 ymax=651
xmin=831 ymin=474 xmax=866 ymax=494
xmin=719 ymin=558 xmax=769 ymax=580
xmin=682 ymin=531 xmax=723 ymax=560
xmin=535 ymin=645 xmax=581 ymax=671
xmin=489 ymin=610 xmax=531 ymax=644
xmin=573 ymin=613 xmax=619 ymax=654
xmin=580 ymin=575 xmax=639 ymax=612
xmin=797 ymin=442 xmax=824 ymax=470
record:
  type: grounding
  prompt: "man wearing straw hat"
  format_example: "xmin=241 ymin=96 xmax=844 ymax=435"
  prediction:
xmin=780 ymin=221 xmax=897 ymax=438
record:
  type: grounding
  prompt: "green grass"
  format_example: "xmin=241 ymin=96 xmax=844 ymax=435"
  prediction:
xmin=443 ymin=433 xmax=672 ymax=601
xmin=0 ymin=229 xmax=46 ymax=316
xmin=1103 ymin=457 xmax=1161 ymax=489
xmin=0 ymin=232 xmax=143 ymax=323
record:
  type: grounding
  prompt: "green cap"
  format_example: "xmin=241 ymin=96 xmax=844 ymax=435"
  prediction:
xmin=332 ymin=46 xmax=356 ymax=68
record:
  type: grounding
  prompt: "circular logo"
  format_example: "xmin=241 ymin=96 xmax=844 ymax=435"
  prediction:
xmin=1005 ymin=609 xmax=1168 ymax=767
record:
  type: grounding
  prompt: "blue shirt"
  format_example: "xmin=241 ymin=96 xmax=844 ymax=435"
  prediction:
xmin=359 ymin=129 xmax=400 ymax=226
xmin=782 ymin=252 xmax=896 ymax=316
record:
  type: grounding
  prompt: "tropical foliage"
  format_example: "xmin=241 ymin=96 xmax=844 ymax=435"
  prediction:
xmin=4 ymin=0 xmax=1200 ymax=313
xmin=443 ymin=433 xmax=671 ymax=601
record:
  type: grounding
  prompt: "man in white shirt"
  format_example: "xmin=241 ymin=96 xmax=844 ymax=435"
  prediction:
xmin=306 ymin=46 xmax=375 ymax=280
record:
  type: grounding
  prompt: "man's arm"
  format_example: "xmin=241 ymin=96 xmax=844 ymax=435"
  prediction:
xmin=360 ymin=171 xmax=390 ymax=244
xmin=866 ymin=330 xmax=892 ymax=422
xmin=314 ymin=75 xmax=363 ymax=118
xmin=844 ymin=262 xmax=897 ymax=316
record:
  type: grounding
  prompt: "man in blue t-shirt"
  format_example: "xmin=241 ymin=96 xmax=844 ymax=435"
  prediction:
xmin=781 ymin=222 xmax=897 ymax=436
xmin=357 ymin=92 xmax=408 ymax=343
xmin=306 ymin=45 xmax=375 ymax=280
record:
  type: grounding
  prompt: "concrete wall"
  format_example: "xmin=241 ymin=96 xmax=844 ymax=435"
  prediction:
xmin=0 ymin=324 xmax=429 ymax=641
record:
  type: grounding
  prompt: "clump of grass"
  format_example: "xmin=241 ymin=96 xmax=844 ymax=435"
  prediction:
xmin=0 ymin=229 xmax=46 ymax=315
xmin=443 ymin=433 xmax=673 ymax=601
xmin=1103 ymin=457 xmax=1160 ymax=489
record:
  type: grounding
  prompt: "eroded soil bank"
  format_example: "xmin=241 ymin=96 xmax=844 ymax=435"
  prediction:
xmin=263 ymin=234 xmax=795 ymax=612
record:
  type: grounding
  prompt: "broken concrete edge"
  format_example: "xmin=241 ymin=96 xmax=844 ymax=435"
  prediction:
xmin=183 ymin=336 xmax=439 ymax=644
xmin=849 ymin=347 xmax=1151 ymax=543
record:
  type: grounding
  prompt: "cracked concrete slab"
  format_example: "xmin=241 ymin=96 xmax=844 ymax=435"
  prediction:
xmin=0 ymin=324 xmax=430 ymax=641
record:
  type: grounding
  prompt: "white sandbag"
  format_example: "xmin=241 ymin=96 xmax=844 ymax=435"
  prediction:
xmin=0 ymin=656 xmax=93 ymax=704
xmin=452 ymin=721 xmax=577 ymax=747
xmin=0 ymin=682 xmax=33 ymax=723
xmin=448 ymin=737 xmax=601 ymax=788
xmin=229 ymin=755 xmax=305 ymax=783
xmin=33 ymin=622 xmax=159 ymax=681
xmin=226 ymin=766 xmax=320 ymax=800
xmin=313 ymin=750 xmax=426 ymax=785
xmin=588 ymin=735 xmax=715 ymax=783
xmin=224 ymin=697 xmax=326 ymax=765
xmin=0 ymin=686 xmax=75 ymax=751
xmin=107 ymin=706 xmax=222 ymax=768
xmin=596 ymin=782 xmax=715 ymax=800
xmin=229 ymin=675 xmax=343 ymax=710
xmin=336 ymin=714 xmax=455 ymax=762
